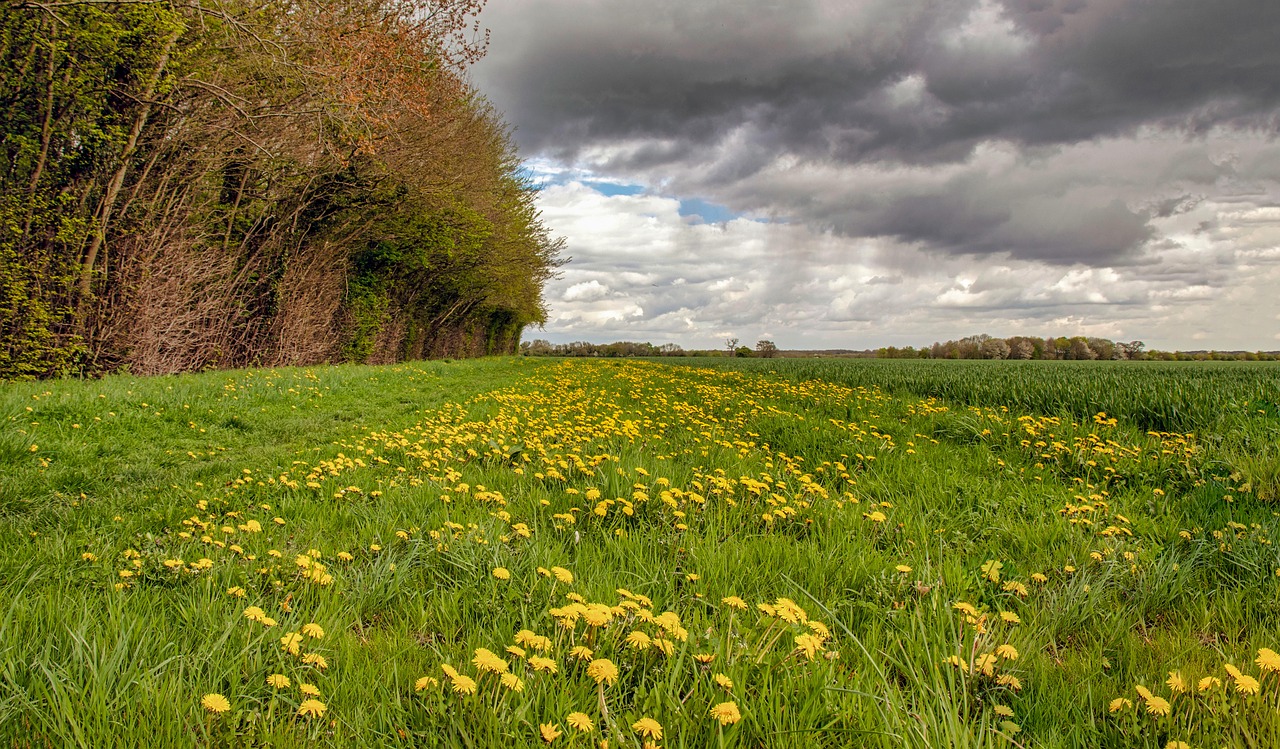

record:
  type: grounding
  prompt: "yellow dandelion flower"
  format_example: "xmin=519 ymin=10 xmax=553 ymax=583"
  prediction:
xmin=201 ymin=693 xmax=230 ymax=713
xmin=1031 ymin=572 xmax=1048 ymax=583
xmin=974 ymin=653 xmax=997 ymax=677
xmin=794 ymin=633 xmax=824 ymax=660
xmin=587 ymin=659 xmax=619 ymax=686
xmin=551 ymin=566 xmax=574 ymax=584
xmin=451 ymin=674 xmax=478 ymax=695
xmin=709 ymin=701 xmax=741 ymax=725
xmin=500 ymin=673 xmax=524 ymax=692
xmin=1145 ymin=695 xmax=1171 ymax=716
xmin=570 ymin=645 xmax=594 ymax=661
xmin=1234 ymin=674 xmax=1261 ymax=695
xmin=1002 ymin=581 xmax=1028 ymax=598
xmin=1165 ymin=671 xmax=1187 ymax=693
xmin=895 ymin=564 xmax=912 ymax=573
xmin=493 ymin=567 xmax=511 ymax=580
xmin=414 ymin=676 xmax=438 ymax=692
xmin=997 ymin=674 xmax=1022 ymax=691
xmin=993 ymin=704 xmax=1014 ymax=718
xmin=996 ymin=644 xmax=1019 ymax=661
xmin=297 ymin=699 xmax=326 ymax=718
xmin=631 ymin=717 xmax=663 ymax=739
xmin=301 ymin=623 xmax=324 ymax=639
xmin=473 ymin=648 xmax=510 ymax=674
xmin=626 ymin=631 xmax=652 ymax=650
xmin=539 ymin=723 xmax=562 ymax=743
xmin=298 ymin=682 xmax=321 ymax=697
xmin=302 ymin=653 xmax=328 ymax=670
xmin=566 ymin=712 xmax=594 ymax=732
xmin=694 ymin=653 xmax=716 ymax=664
xmin=1256 ymin=648 xmax=1280 ymax=673
xmin=507 ymin=645 xmax=527 ymax=658
xmin=583 ymin=604 xmax=613 ymax=627
xmin=266 ymin=674 xmax=289 ymax=689
xmin=242 ymin=606 xmax=266 ymax=622
xmin=529 ymin=656 xmax=558 ymax=673
xmin=280 ymin=632 xmax=303 ymax=655
xmin=1165 ymin=742 xmax=1190 ymax=749
xmin=774 ymin=598 xmax=808 ymax=623
xmin=721 ymin=596 xmax=747 ymax=610
xmin=1108 ymin=697 xmax=1132 ymax=712
xmin=1197 ymin=676 xmax=1221 ymax=691
xmin=999 ymin=611 xmax=1021 ymax=624
xmin=714 ymin=673 xmax=733 ymax=690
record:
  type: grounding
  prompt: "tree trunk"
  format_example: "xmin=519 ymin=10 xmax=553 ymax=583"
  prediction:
xmin=77 ymin=26 xmax=181 ymax=312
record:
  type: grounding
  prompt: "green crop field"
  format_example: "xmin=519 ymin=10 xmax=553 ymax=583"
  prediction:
xmin=2 ymin=357 xmax=1279 ymax=747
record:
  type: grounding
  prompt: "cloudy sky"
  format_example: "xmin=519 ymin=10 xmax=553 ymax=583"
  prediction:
xmin=471 ymin=0 xmax=1280 ymax=351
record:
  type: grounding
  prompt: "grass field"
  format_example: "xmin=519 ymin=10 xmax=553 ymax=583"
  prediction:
xmin=2 ymin=357 xmax=1279 ymax=747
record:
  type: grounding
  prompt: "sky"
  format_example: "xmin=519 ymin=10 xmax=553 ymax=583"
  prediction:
xmin=470 ymin=0 xmax=1280 ymax=351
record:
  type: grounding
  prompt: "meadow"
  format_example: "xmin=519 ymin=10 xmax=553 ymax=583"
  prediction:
xmin=1 ymin=357 xmax=1278 ymax=747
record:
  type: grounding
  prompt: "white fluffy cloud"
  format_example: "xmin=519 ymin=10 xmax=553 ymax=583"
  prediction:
xmin=530 ymin=173 xmax=1280 ymax=350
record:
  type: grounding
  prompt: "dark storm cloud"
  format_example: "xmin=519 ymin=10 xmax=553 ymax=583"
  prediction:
xmin=472 ymin=0 xmax=1280 ymax=266
xmin=479 ymin=0 xmax=1280 ymax=162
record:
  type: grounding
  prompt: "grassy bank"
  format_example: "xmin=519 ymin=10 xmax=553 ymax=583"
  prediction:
xmin=2 ymin=358 xmax=1278 ymax=747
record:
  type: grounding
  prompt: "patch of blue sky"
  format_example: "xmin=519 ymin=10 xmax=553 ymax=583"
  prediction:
xmin=678 ymin=197 xmax=742 ymax=224
xmin=583 ymin=180 xmax=646 ymax=197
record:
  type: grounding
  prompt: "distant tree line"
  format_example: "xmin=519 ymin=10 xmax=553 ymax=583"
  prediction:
xmin=879 ymin=335 xmax=1279 ymax=361
xmin=1 ymin=0 xmax=562 ymax=379
xmin=523 ymin=335 xmax=1278 ymax=362
xmin=521 ymin=339 xmax=781 ymax=358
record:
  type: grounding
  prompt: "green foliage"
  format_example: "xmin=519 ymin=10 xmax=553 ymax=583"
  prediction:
xmin=340 ymin=275 xmax=391 ymax=364
xmin=0 ymin=0 xmax=560 ymax=379
xmin=0 ymin=198 xmax=83 ymax=379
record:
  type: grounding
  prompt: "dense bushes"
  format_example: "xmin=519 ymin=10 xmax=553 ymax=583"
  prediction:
xmin=0 ymin=0 xmax=561 ymax=378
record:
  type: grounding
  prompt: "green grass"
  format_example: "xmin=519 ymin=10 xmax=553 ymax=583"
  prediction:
xmin=677 ymin=356 xmax=1280 ymax=431
xmin=2 ymin=357 xmax=1279 ymax=747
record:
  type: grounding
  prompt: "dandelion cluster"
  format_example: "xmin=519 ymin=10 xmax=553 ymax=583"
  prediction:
xmin=33 ymin=359 xmax=1278 ymax=745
